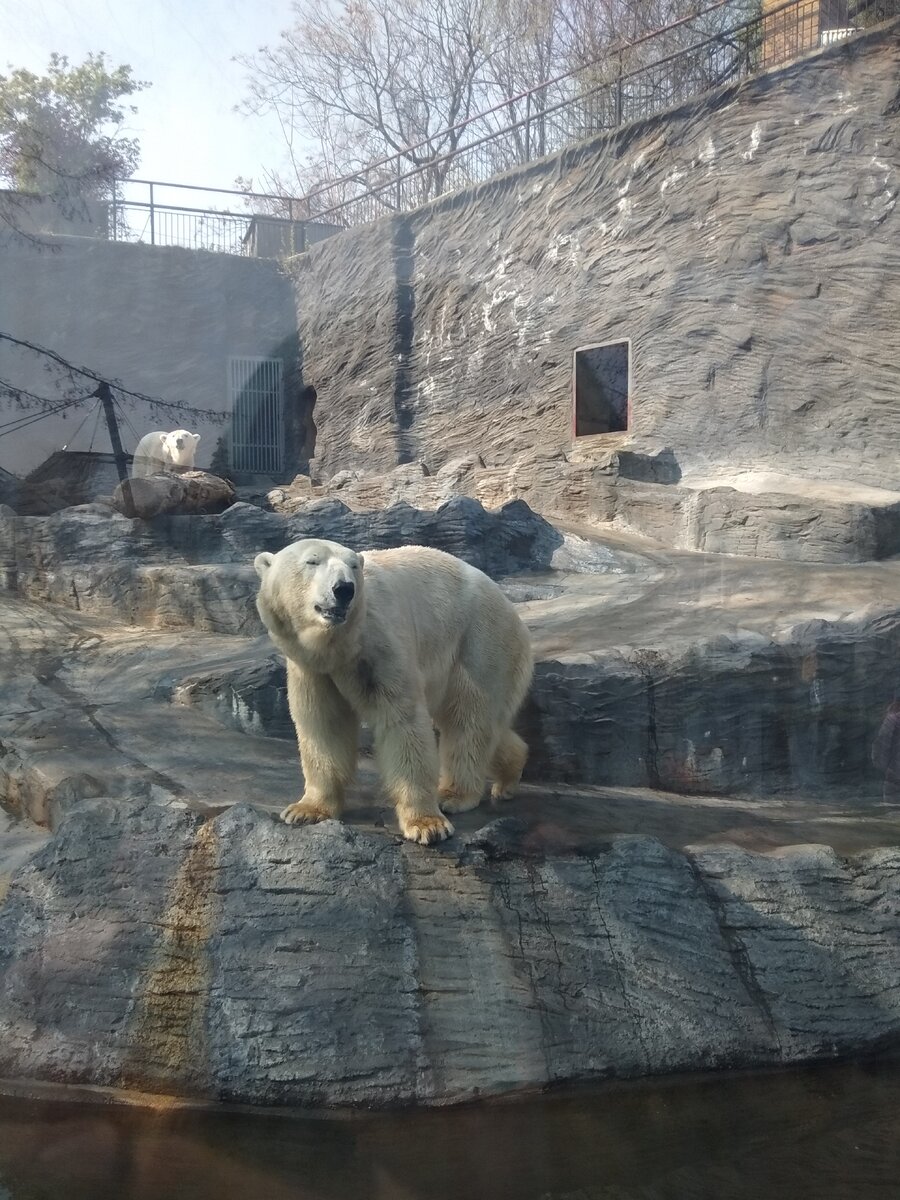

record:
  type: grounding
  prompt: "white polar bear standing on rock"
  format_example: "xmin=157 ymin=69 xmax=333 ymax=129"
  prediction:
xmin=254 ymin=538 xmax=533 ymax=845
xmin=132 ymin=429 xmax=200 ymax=478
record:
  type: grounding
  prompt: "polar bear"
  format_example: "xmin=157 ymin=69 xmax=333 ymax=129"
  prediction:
xmin=254 ymin=539 xmax=533 ymax=844
xmin=132 ymin=429 xmax=200 ymax=478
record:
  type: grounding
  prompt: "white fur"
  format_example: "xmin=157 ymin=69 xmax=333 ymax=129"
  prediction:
xmin=254 ymin=538 xmax=533 ymax=845
xmin=132 ymin=429 xmax=200 ymax=478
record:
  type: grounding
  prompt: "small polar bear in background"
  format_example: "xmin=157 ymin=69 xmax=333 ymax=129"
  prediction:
xmin=254 ymin=538 xmax=533 ymax=845
xmin=131 ymin=429 xmax=200 ymax=478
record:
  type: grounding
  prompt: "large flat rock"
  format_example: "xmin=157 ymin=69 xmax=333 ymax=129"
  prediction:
xmin=1 ymin=801 xmax=899 ymax=1107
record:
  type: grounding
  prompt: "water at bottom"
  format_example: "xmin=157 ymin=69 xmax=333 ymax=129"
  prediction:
xmin=0 ymin=1056 xmax=898 ymax=1200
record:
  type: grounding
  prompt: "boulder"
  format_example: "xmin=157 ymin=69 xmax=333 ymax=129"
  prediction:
xmin=112 ymin=470 xmax=235 ymax=519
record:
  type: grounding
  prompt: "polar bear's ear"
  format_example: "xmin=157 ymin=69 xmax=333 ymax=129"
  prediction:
xmin=254 ymin=552 xmax=274 ymax=579
xmin=356 ymin=552 xmax=364 ymax=570
xmin=191 ymin=433 xmax=200 ymax=445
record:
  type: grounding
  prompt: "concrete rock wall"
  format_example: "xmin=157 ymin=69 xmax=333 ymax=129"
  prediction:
xmin=293 ymin=23 xmax=900 ymax=491
xmin=0 ymin=235 xmax=301 ymax=477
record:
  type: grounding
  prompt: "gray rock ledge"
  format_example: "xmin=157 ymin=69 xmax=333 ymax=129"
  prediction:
xmin=1 ymin=800 xmax=898 ymax=1107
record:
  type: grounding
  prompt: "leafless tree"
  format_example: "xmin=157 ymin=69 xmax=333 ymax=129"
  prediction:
xmin=242 ymin=0 xmax=764 ymax=220
xmin=242 ymin=0 xmax=508 ymax=218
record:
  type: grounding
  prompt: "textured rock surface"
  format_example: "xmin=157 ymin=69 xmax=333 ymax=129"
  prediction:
xmin=3 ymin=484 xmax=900 ymax=1108
xmin=3 ymin=499 xmax=900 ymax=798
xmin=0 ymin=811 xmax=47 ymax=903
xmin=291 ymin=24 xmax=900 ymax=494
xmin=0 ymin=498 xmax=620 ymax=632
xmin=272 ymin=457 xmax=900 ymax=565
xmin=3 ymin=536 xmax=900 ymax=1107
xmin=180 ymin=604 xmax=900 ymax=799
xmin=525 ymin=610 xmax=900 ymax=797
xmin=1 ymin=801 xmax=900 ymax=1107
xmin=5 ymin=592 xmax=899 ymax=854
xmin=0 ymin=596 xmax=305 ymax=829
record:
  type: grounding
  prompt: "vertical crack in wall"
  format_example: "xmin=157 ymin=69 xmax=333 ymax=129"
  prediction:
xmin=391 ymin=215 xmax=417 ymax=465
xmin=634 ymin=654 xmax=662 ymax=790
xmin=683 ymin=850 xmax=783 ymax=1057
xmin=491 ymin=868 xmax=555 ymax=1083
xmin=524 ymin=859 xmax=573 ymax=1011
xmin=588 ymin=856 xmax=651 ymax=1070
xmin=402 ymin=847 xmax=549 ymax=1100
xmin=120 ymin=819 xmax=218 ymax=1097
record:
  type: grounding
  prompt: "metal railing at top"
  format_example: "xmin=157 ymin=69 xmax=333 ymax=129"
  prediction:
xmin=107 ymin=179 xmax=343 ymax=255
xmin=103 ymin=0 xmax=896 ymax=251
xmin=304 ymin=0 xmax=897 ymax=227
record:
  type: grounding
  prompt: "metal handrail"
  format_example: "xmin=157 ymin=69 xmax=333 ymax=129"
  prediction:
xmin=125 ymin=177 xmax=292 ymax=203
xmin=103 ymin=0 xmax=892 ymax=247
xmin=116 ymin=198 xmax=268 ymax=219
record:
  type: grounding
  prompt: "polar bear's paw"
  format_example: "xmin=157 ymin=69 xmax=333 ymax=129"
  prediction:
xmin=280 ymin=799 xmax=337 ymax=826
xmin=400 ymin=812 xmax=455 ymax=845
xmin=490 ymin=782 xmax=517 ymax=802
xmin=438 ymin=785 xmax=482 ymax=815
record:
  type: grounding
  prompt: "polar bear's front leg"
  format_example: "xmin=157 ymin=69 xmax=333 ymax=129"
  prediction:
xmin=372 ymin=703 xmax=454 ymax=845
xmin=282 ymin=663 xmax=359 ymax=826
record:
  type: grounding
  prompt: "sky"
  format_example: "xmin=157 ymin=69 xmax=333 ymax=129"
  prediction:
xmin=2 ymin=0 xmax=299 ymax=194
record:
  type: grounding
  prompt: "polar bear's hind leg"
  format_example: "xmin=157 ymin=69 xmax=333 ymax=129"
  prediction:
xmin=436 ymin=666 xmax=494 ymax=814
xmin=489 ymin=729 xmax=528 ymax=801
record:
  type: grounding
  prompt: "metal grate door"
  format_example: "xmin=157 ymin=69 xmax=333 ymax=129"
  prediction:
xmin=228 ymin=356 xmax=283 ymax=472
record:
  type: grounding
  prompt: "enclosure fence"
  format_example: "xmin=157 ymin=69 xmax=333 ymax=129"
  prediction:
xmin=107 ymin=180 xmax=336 ymax=256
xmin=228 ymin=356 xmax=284 ymax=473
xmin=107 ymin=0 xmax=896 ymax=249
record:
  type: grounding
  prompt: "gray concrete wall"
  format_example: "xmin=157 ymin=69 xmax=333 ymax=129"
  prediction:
xmin=291 ymin=21 xmax=900 ymax=490
xmin=0 ymin=234 xmax=302 ymax=478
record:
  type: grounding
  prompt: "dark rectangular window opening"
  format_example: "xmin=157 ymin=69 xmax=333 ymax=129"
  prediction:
xmin=573 ymin=340 xmax=630 ymax=437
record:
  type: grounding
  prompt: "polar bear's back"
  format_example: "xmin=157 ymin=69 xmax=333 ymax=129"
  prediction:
xmin=362 ymin=545 xmax=532 ymax=717
xmin=363 ymin=544 xmax=508 ymax=636
xmin=132 ymin=431 xmax=168 ymax=478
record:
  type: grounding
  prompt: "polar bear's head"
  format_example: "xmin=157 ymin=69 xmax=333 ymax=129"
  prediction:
xmin=162 ymin=429 xmax=200 ymax=467
xmin=254 ymin=539 xmax=364 ymax=638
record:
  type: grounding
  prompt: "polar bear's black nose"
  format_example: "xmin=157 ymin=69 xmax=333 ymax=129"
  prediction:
xmin=333 ymin=580 xmax=355 ymax=606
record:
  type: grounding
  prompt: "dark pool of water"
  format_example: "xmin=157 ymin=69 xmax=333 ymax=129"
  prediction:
xmin=1 ymin=1058 xmax=899 ymax=1200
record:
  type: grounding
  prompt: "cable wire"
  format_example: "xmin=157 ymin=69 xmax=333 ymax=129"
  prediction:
xmin=0 ymin=394 xmax=92 ymax=438
xmin=60 ymin=397 xmax=102 ymax=451
xmin=88 ymin=395 xmax=104 ymax=452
